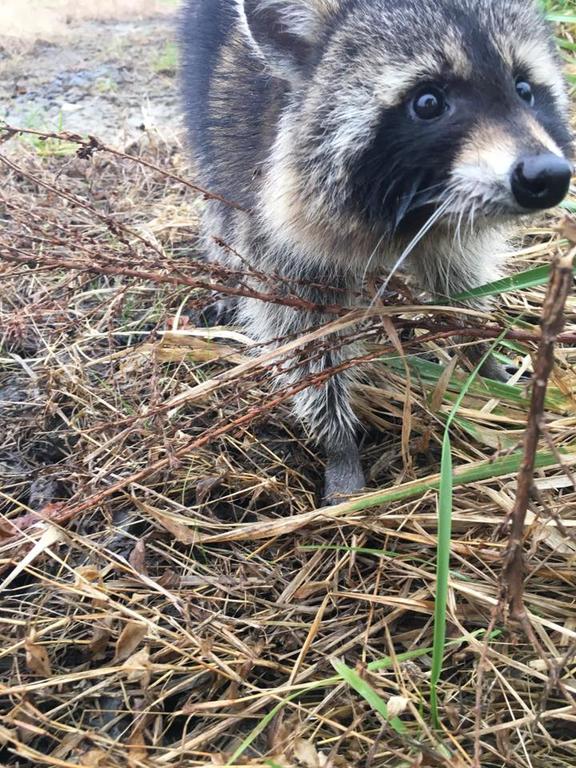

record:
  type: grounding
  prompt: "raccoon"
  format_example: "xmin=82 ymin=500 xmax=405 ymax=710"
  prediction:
xmin=180 ymin=0 xmax=573 ymax=503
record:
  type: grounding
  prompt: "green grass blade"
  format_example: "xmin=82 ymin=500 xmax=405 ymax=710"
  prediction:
xmin=224 ymin=692 xmax=301 ymax=767
xmin=336 ymin=448 xmax=575 ymax=516
xmin=453 ymin=261 xmax=576 ymax=301
xmin=380 ymin=354 xmax=571 ymax=413
xmin=431 ymin=429 xmax=453 ymax=729
xmin=331 ymin=659 xmax=407 ymax=734
xmin=428 ymin=334 xmax=506 ymax=729
xmin=547 ymin=13 xmax=576 ymax=23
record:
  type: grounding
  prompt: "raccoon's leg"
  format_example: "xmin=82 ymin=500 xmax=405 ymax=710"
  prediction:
xmin=200 ymin=297 xmax=238 ymax=327
xmin=292 ymin=355 xmax=365 ymax=504
xmin=323 ymin=433 xmax=365 ymax=504
xmin=238 ymin=297 xmax=365 ymax=504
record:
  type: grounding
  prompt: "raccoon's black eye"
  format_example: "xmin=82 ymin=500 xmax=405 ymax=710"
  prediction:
xmin=411 ymin=87 xmax=447 ymax=120
xmin=516 ymin=79 xmax=535 ymax=107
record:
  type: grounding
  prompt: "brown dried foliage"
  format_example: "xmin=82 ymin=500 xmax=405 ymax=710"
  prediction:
xmin=0 ymin=126 xmax=575 ymax=767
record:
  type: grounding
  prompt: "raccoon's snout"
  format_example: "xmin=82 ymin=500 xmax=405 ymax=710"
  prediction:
xmin=511 ymin=154 xmax=572 ymax=211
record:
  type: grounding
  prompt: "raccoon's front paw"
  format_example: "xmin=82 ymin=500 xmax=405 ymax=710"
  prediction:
xmin=468 ymin=343 xmax=528 ymax=383
xmin=479 ymin=355 xmax=530 ymax=383
xmin=478 ymin=355 xmax=514 ymax=382
xmin=323 ymin=443 xmax=365 ymax=506
xmin=200 ymin=296 xmax=238 ymax=327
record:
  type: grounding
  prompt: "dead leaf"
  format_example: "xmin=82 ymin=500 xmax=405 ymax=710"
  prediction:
xmin=196 ymin=474 xmax=226 ymax=505
xmin=157 ymin=569 xmax=180 ymax=588
xmin=88 ymin=619 xmax=113 ymax=660
xmin=560 ymin=216 xmax=576 ymax=244
xmin=430 ymin=356 xmax=458 ymax=412
xmin=129 ymin=539 xmax=147 ymax=574
xmin=128 ymin=719 xmax=148 ymax=766
xmin=113 ymin=621 xmax=147 ymax=663
xmin=292 ymin=739 xmax=328 ymax=768
xmin=74 ymin=566 xmax=103 ymax=586
xmin=82 ymin=750 xmax=108 ymax=767
xmin=122 ymin=647 xmax=151 ymax=687
xmin=25 ymin=636 xmax=51 ymax=677
xmin=134 ymin=499 xmax=198 ymax=545
xmin=0 ymin=503 xmax=67 ymax=541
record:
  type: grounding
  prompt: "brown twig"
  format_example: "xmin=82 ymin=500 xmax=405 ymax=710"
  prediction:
xmin=0 ymin=123 xmax=248 ymax=212
xmin=3 ymin=243 xmax=576 ymax=348
xmin=502 ymin=243 xmax=575 ymax=622
xmin=473 ymin=230 xmax=576 ymax=767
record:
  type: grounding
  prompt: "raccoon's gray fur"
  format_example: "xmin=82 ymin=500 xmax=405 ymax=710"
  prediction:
xmin=180 ymin=0 xmax=573 ymax=503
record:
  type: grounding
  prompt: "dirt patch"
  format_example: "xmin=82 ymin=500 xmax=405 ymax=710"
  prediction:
xmin=0 ymin=0 xmax=173 ymax=42
xmin=0 ymin=1 xmax=180 ymax=142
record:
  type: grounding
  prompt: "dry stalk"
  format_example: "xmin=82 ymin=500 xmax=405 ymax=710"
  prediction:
xmin=474 ymin=224 xmax=576 ymax=767
xmin=502 ymin=240 xmax=575 ymax=622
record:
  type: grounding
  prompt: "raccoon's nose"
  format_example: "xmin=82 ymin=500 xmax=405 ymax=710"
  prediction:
xmin=511 ymin=154 xmax=572 ymax=210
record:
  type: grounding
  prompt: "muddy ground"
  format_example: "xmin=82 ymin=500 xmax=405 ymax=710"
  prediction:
xmin=0 ymin=0 xmax=181 ymax=143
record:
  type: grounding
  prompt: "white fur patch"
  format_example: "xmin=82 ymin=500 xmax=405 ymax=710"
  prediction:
xmin=235 ymin=0 xmax=263 ymax=59
xmin=374 ymin=56 xmax=439 ymax=107
xmin=454 ymin=133 xmax=517 ymax=193
xmin=525 ymin=114 xmax=564 ymax=157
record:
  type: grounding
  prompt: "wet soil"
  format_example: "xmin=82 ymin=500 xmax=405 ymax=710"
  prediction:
xmin=0 ymin=10 xmax=181 ymax=143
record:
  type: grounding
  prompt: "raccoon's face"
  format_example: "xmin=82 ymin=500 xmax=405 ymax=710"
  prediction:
xmin=240 ymin=0 xmax=573 ymax=240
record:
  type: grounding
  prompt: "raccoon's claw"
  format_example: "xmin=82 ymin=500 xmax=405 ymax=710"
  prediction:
xmin=323 ymin=441 xmax=365 ymax=506
xmin=200 ymin=296 xmax=237 ymax=327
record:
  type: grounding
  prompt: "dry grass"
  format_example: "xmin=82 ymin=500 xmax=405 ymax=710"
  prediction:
xmin=0 ymin=119 xmax=576 ymax=768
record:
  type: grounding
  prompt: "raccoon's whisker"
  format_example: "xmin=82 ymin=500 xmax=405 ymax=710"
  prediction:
xmin=456 ymin=206 xmax=465 ymax=254
xmin=467 ymin=197 xmax=478 ymax=240
xmin=367 ymin=193 xmax=457 ymax=312
xmin=447 ymin=206 xmax=466 ymax=298
xmin=393 ymin=179 xmax=446 ymax=231
xmin=361 ymin=231 xmax=387 ymax=290
xmin=392 ymin=172 xmax=427 ymax=229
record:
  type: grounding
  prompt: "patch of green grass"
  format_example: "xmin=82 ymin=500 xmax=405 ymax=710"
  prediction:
xmin=153 ymin=41 xmax=178 ymax=76
xmin=222 ymin=630 xmax=493 ymax=765
xmin=544 ymin=1 xmax=576 ymax=81
xmin=95 ymin=76 xmax=118 ymax=95
xmin=4 ymin=109 xmax=77 ymax=157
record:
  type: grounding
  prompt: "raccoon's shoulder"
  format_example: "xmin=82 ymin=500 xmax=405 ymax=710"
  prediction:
xmin=180 ymin=0 xmax=236 ymax=122
xmin=180 ymin=0 xmax=287 ymax=206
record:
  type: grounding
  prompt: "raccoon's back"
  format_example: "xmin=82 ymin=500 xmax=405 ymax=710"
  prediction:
xmin=180 ymin=0 xmax=287 ymax=209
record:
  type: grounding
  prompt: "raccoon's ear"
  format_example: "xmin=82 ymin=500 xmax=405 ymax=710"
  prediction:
xmin=239 ymin=0 xmax=337 ymax=81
